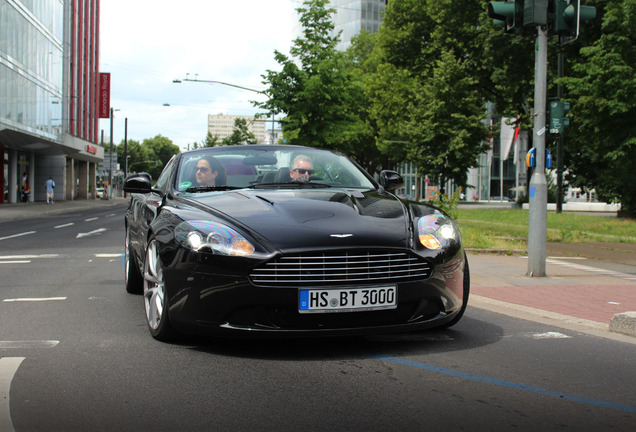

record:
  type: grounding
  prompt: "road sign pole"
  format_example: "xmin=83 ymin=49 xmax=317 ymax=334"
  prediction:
xmin=528 ymin=25 xmax=548 ymax=277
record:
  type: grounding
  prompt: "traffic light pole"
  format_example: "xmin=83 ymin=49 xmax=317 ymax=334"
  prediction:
xmin=528 ymin=26 xmax=549 ymax=277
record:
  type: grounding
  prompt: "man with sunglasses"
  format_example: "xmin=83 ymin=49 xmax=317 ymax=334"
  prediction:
xmin=289 ymin=155 xmax=314 ymax=183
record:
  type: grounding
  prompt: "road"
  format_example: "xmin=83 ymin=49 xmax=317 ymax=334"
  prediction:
xmin=0 ymin=203 xmax=634 ymax=431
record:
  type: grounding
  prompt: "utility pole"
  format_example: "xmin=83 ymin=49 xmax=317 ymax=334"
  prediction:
xmin=527 ymin=26 xmax=548 ymax=277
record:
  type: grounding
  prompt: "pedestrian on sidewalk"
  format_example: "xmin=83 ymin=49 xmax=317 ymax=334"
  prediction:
xmin=21 ymin=172 xmax=30 ymax=202
xmin=45 ymin=176 xmax=55 ymax=204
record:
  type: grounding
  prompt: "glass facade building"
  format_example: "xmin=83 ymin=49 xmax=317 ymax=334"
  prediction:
xmin=1 ymin=0 xmax=103 ymax=204
xmin=330 ymin=0 xmax=387 ymax=50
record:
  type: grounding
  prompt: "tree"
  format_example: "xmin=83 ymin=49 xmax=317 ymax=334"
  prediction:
xmin=557 ymin=0 xmax=636 ymax=212
xmin=116 ymin=139 xmax=150 ymax=175
xmin=142 ymin=135 xmax=181 ymax=179
xmin=221 ymin=118 xmax=257 ymax=145
xmin=370 ymin=0 xmax=491 ymax=189
xmin=256 ymin=0 xmax=385 ymax=173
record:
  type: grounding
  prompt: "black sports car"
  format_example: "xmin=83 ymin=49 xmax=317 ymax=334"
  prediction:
xmin=124 ymin=145 xmax=469 ymax=341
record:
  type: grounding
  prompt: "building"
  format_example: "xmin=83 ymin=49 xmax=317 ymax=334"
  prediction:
xmin=330 ymin=0 xmax=387 ymax=51
xmin=1 ymin=0 xmax=103 ymax=204
xmin=207 ymin=114 xmax=267 ymax=144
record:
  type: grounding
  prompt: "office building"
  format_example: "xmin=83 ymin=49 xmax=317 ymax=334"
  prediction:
xmin=330 ymin=0 xmax=387 ymax=50
xmin=1 ymin=0 xmax=103 ymax=204
xmin=207 ymin=114 xmax=267 ymax=144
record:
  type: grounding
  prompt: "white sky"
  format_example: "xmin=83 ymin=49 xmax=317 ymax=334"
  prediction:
xmin=99 ymin=0 xmax=302 ymax=150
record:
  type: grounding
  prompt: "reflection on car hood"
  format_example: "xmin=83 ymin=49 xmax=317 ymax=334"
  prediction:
xmin=189 ymin=189 xmax=410 ymax=250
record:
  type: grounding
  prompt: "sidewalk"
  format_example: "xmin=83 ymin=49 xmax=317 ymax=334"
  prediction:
xmin=468 ymin=252 xmax=636 ymax=340
xmin=0 ymin=198 xmax=127 ymax=222
xmin=1 ymin=198 xmax=635 ymax=339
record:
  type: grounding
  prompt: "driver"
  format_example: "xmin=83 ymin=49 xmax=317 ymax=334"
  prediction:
xmin=289 ymin=155 xmax=314 ymax=183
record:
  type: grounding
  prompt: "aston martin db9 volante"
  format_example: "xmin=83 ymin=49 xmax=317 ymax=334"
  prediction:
xmin=124 ymin=145 xmax=469 ymax=341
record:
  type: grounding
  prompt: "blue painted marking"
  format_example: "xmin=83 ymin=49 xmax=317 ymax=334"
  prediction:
xmin=529 ymin=186 xmax=536 ymax=198
xmin=370 ymin=354 xmax=636 ymax=414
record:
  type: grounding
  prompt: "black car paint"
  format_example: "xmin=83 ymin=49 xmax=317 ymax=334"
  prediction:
xmin=125 ymin=146 xmax=467 ymax=338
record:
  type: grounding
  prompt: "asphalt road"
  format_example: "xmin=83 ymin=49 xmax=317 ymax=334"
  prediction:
xmin=1 ymin=203 xmax=635 ymax=431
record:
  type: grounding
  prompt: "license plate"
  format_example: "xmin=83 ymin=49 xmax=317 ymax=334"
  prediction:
xmin=299 ymin=286 xmax=397 ymax=313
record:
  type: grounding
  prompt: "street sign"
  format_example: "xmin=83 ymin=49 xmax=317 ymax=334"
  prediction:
xmin=526 ymin=148 xmax=552 ymax=168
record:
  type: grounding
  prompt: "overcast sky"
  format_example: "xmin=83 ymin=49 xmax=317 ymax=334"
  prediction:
xmin=99 ymin=0 xmax=301 ymax=150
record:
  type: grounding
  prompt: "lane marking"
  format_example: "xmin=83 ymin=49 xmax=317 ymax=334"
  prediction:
xmin=0 ymin=255 xmax=59 ymax=260
xmin=84 ymin=217 xmax=98 ymax=222
xmin=0 ymin=341 xmax=59 ymax=349
xmin=3 ymin=297 xmax=67 ymax=302
xmin=54 ymin=222 xmax=74 ymax=229
xmin=371 ymin=354 xmax=636 ymax=414
xmin=0 ymin=261 xmax=30 ymax=264
xmin=0 ymin=357 xmax=25 ymax=432
xmin=537 ymin=257 xmax=636 ymax=281
xmin=0 ymin=231 xmax=36 ymax=241
xmin=76 ymin=228 xmax=107 ymax=239
xmin=95 ymin=253 xmax=122 ymax=258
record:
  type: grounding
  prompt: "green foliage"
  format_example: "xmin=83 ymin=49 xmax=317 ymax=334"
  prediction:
xmin=428 ymin=187 xmax=462 ymax=220
xmin=256 ymin=0 xmax=385 ymax=174
xmin=559 ymin=0 xmax=636 ymax=212
xmin=372 ymin=0 xmax=491 ymax=188
xmin=117 ymin=135 xmax=180 ymax=180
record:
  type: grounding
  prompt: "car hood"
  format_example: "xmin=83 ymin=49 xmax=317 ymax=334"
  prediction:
xmin=187 ymin=189 xmax=410 ymax=251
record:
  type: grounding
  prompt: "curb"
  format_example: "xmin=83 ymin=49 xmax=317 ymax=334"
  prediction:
xmin=610 ymin=312 xmax=636 ymax=337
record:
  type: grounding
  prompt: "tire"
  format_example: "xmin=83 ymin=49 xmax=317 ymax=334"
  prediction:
xmin=125 ymin=227 xmax=143 ymax=294
xmin=143 ymin=238 xmax=176 ymax=341
xmin=438 ymin=254 xmax=470 ymax=329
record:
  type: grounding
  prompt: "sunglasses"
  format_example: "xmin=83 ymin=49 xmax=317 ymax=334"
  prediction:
xmin=196 ymin=167 xmax=210 ymax=173
xmin=293 ymin=168 xmax=314 ymax=175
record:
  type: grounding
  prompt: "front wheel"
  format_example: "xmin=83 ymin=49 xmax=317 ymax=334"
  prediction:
xmin=143 ymin=238 xmax=176 ymax=341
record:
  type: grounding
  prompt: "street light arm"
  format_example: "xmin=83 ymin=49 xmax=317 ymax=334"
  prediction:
xmin=174 ymin=77 xmax=265 ymax=94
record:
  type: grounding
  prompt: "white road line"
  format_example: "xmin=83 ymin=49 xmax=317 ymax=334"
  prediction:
xmin=95 ymin=253 xmax=122 ymax=258
xmin=76 ymin=228 xmax=107 ymax=238
xmin=546 ymin=258 xmax=636 ymax=281
xmin=0 ymin=341 xmax=59 ymax=349
xmin=0 ymin=357 xmax=25 ymax=432
xmin=84 ymin=217 xmax=98 ymax=222
xmin=3 ymin=297 xmax=67 ymax=302
xmin=0 ymin=231 xmax=35 ymax=241
xmin=54 ymin=222 xmax=74 ymax=229
xmin=0 ymin=255 xmax=59 ymax=260
xmin=0 ymin=261 xmax=31 ymax=264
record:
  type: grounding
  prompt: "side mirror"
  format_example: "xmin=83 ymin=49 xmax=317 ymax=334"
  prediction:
xmin=379 ymin=170 xmax=404 ymax=192
xmin=123 ymin=175 xmax=152 ymax=194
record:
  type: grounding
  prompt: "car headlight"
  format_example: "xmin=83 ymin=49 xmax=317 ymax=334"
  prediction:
xmin=417 ymin=214 xmax=458 ymax=250
xmin=175 ymin=220 xmax=255 ymax=256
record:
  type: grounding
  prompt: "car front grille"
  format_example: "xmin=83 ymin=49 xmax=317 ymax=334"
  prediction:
xmin=249 ymin=250 xmax=432 ymax=287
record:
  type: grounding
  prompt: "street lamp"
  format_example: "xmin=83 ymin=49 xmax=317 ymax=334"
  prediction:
xmin=109 ymin=107 xmax=120 ymax=199
xmin=174 ymin=75 xmax=281 ymax=144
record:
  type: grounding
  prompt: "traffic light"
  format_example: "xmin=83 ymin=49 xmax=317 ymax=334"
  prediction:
xmin=488 ymin=0 xmax=523 ymax=33
xmin=549 ymin=98 xmax=570 ymax=134
xmin=523 ymin=0 xmax=549 ymax=27
xmin=551 ymin=0 xmax=596 ymax=44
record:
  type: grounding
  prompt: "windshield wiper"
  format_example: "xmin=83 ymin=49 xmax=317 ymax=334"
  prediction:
xmin=184 ymin=185 xmax=240 ymax=193
xmin=248 ymin=182 xmax=332 ymax=189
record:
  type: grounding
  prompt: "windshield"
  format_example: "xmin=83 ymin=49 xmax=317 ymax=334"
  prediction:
xmin=175 ymin=146 xmax=375 ymax=193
